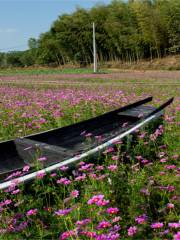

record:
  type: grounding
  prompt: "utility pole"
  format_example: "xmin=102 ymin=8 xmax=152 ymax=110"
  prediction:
xmin=93 ymin=22 xmax=97 ymax=73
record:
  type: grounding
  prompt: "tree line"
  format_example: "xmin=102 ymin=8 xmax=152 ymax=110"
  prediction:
xmin=0 ymin=0 xmax=180 ymax=68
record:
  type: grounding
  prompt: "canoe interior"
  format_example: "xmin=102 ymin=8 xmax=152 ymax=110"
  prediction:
xmin=0 ymin=104 xmax=157 ymax=178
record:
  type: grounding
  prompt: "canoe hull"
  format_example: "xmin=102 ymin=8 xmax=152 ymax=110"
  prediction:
xmin=1 ymin=96 xmax=173 ymax=181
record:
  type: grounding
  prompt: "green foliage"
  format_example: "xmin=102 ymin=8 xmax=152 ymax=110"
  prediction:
xmin=0 ymin=0 xmax=180 ymax=68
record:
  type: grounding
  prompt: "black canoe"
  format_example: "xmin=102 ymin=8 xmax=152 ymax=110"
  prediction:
xmin=0 ymin=97 xmax=173 ymax=182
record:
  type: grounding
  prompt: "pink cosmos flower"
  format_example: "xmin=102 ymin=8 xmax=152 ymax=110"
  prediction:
xmin=5 ymin=171 xmax=22 ymax=180
xmin=167 ymin=185 xmax=175 ymax=192
xmin=112 ymin=155 xmax=119 ymax=161
xmin=151 ymin=222 xmax=164 ymax=229
xmin=167 ymin=203 xmax=175 ymax=209
xmin=107 ymin=207 xmax=119 ymax=214
xmin=80 ymin=231 xmax=97 ymax=238
xmin=136 ymin=155 xmax=143 ymax=161
xmin=112 ymin=216 xmax=122 ymax=223
xmin=103 ymin=147 xmax=114 ymax=154
xmin=96 ymin=165 xmax=104 ymax=171
xmin=39 ymin=118 xmax=46 ymax=124
xmin=88 ymin=194 xmax=104 ymax=205
xmin=59 ymin=166 xmax=69 ymax=171
xmin=96 ymin=199 xmax=109 ymax=206
xmin=89 ymin=173 xmax=97 ymax=179
xmin=160 ymin=158 xmax=167 ymax=163
xmin=0 ymin=199 xmax=12 ymax=207
xmin=26 ymin=208 xmax=38 ymax=216
xmin=97 ymin=220 xmax=111 ymax=229
xmin=135 ymin=214 xmax=147 ymax=224
xmin=77 ymin=161 xmax=85 ymax=166
xmin=36 ymin=172 xmax=46 ymax=179
xmin=141 ymin=159 xmax=149 ymax=164
xmin=140 ymin=188 xmax=150 ymax=196
xmin=37 ymin=157 xmax=47 ymax=162
xmin=139 ymin=132 xmax=146 ymax=139
xmin=75 ymin=174 xmax=86 ymax=181
xmin=60 ymin=230 xmax=76 ymax=240
xmin=75 ymin=218 xmax=91 ymax=226
xmin=174 ymin=232 xmax=180 ymax=240
xmin=108 ymin=165 xmax=118 ymax=172
xmin=50 ymin=173 xmax=57 ymax=177
xmin=55 ymin=208 xmax=72 ymax=216
xmin=165 ymin=165 xmax=176 ymax=170
xmin=128 ymin=226 xmax=137 ymax=236
xmin=57 ymin=177 xmax=71 ymax=185
xmin=79 ymin=163 xmax=94 ymax=172
xmin=168 ymin=222 xmax=180 ymax=228
xmin=23 ymin=165 xmax=30 ymax=172
xmin=70 ymin=190 xmax=79 ymax=198
xmin=11 ymin=189 xmax=20 ymax=195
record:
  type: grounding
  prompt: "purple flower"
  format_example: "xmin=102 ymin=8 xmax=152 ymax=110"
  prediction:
xmin=112 ymin=155 xmax=119 ymax=161
xmin=103 ymin=147 xmax=114 ymax=154
xmin=96 ymin=165 xmax=104 ymax=171
xmin=70 ymin=190 xmax=79 ymax=198
xmin=60 ymin=230 xmax=76 ymax=240
xmin=128 ymin=226 xmax=137 ymax=236
xmin=96 ymin=199 xmax=109 ymax=206
xmin=87 ymin=194 xmax=104 ymax=205
xmin=11 ymin=189 xmax=20 ymax=195
xmin=108 ymin=165 xmax=118 ymax=172
xmin=80 ymin=231 xmax=97 ymax=238
xmin=135 ymin=214 xmax=147 ymax=224
xmin=0 ymin=199 xmax=12 ymax=207
xmin=174 ymin=232 xmax=180 ymax=240
xmin=168 ymin=222 xmax=180 ymax=228
xmin=26 ymin=208 xmax=38 ymax=216
xmin=112 ymin=216 xmax=122 ymax=223
xmin=75 ymin=174 xmax=86 ymax=181
xmin=97 ymin=220 xmax=111 ymax=229
xmin=55 ymin=208 xmax=72 ymax=216
xmin=37 ymin=157 xmax=47 ymax=162
xmin=167 ymin=203 xmax=175 ymax=209
xmin=75 ymin=218 xmax=91 ymax=226
xmin=36 ymin=172 xmax=46 ymax=179
xmin=56 ymin=177 xmax=71 ymax=185
xmin=165 ymin=165 xmax=176 ymax=170
xmin=107 ymin=207 xmax=119 ymax=214
xmin=151 ymin=222 xmax=164 ymax=229
xmin=140 ymin=187 xmax=150 ymax=196
xmin=15 ymin=221 xmax=28 ymax=232
xmin=59 ymin=166 xmax=69 ymax=171
xmin=22 ymin=165 xmax=30 ymax=172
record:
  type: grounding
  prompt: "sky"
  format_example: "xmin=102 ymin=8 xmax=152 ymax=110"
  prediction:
xmin=0 ymin=0 xmax=112 ymax=52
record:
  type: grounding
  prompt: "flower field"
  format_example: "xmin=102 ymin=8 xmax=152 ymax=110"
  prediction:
xmin=0 ymin=71 xmax=179 ymax=239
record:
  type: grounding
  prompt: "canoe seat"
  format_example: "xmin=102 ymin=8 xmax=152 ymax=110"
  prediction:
xmin=14 ymin=138 xmax=74 ymax=167
xmin=118 ymin=105 xmax=156 ymax=118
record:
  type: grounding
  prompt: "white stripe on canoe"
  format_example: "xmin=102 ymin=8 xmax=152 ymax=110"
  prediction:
xmin=0 ymin=115 xmax=155 ymax=190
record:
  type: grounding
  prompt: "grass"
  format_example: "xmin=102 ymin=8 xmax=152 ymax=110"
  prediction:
xmin=0 ymin=71 xmax=179 ymax=239
xmin=0 ymin=67 xmax=109 ymax=76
